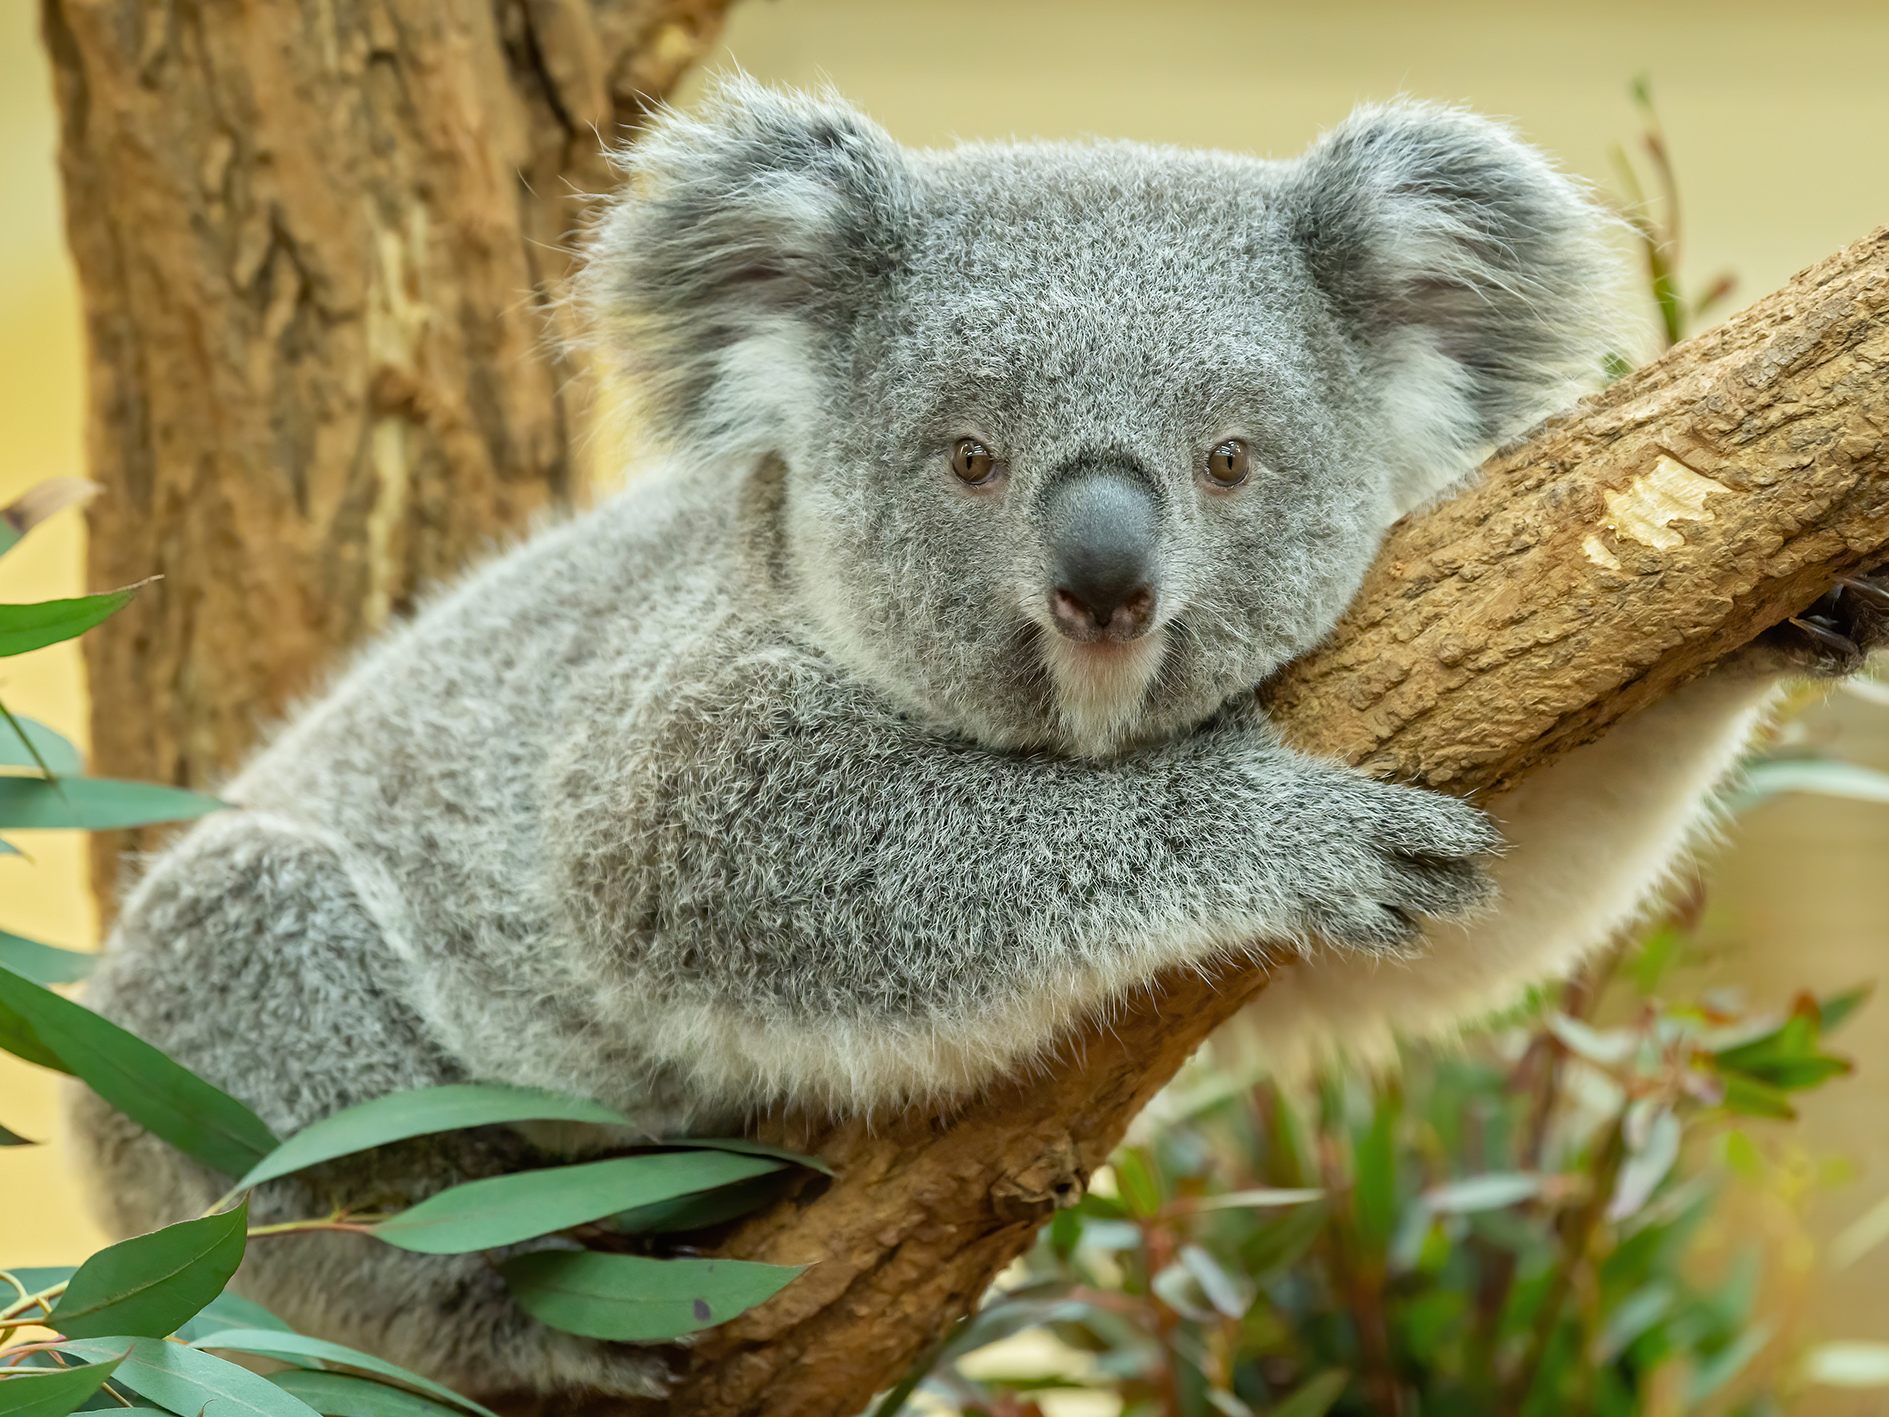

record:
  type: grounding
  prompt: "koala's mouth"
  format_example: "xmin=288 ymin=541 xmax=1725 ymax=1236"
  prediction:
xmin=1040 ymin=625 xmax=1170 ymax=753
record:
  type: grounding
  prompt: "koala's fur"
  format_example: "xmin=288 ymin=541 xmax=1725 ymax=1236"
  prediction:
xmin=67 ymin=82 xmax=1781 ymax=1401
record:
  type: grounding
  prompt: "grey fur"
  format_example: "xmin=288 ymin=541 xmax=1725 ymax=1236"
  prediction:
xmin=70 ymin=80 xmax=1619 ymax=1400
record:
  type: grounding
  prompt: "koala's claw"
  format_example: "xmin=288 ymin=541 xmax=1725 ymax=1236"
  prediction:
xmin=1763 ymin=571 xmax=1889 ymax=678
xmin=1286 ymin=772 xmax=1502 ymax=955
xmin=1789 ymin=614 xmax=1860 ymax=661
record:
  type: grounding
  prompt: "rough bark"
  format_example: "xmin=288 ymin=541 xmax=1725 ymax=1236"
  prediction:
xmin=563 ymin=229 xmax=1884 ymax=1417
xmin=42 ymin=0 xmax=732 ymax=909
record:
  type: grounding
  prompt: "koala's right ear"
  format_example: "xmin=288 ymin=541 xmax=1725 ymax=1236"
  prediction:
xmin=579 ymin=78 xmax=912 ymax=459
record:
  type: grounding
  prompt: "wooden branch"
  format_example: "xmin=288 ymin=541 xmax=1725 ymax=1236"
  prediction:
xmin=547 ymin=229 xmax=1888 ymax=1417
xmin=41 ymin=0 xmax=732 ymax=910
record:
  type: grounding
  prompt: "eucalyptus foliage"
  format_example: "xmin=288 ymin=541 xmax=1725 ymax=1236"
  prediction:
xmin=0 ymin=486 xmax=813 ymax=1415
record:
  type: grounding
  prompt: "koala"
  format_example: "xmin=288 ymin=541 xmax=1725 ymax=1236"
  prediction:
xmin=68 ymin=80 xmax=1876 ymax=1402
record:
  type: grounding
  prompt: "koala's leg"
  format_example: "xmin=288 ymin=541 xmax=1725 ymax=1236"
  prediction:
xmin=1233 ymin=665 xmax=1783 ymax=1072
xmin=68 ymin=810 xmax=668 ymax=1401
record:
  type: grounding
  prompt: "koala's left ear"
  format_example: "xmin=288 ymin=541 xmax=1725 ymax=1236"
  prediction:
xmin=1286 ymin=102 xmax=1622 ymax=511
xmin=580 ymin=77 xmax=912 ymax=458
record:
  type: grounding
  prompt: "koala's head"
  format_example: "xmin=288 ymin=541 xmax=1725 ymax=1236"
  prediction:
xmin=583 ymin=80 xmax=1620 ymax=757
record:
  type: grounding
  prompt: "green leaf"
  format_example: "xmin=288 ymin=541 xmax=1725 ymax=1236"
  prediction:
xmin=270 ymin=1371 xmax=468 ymax=1417
xmin=0 ymin=1358 xmax=123 ymax=1417
xmin=1352 ymin=1095 xmax=1399 ymax=1254
xmin=612 ymin=1169 xmax=793 ymax=1234
xmin=58 ymin=1337 xmax=319 ymax=1416
xmin=235 ymin=1083 xmax=635 ymax=1191
xmin=1817 ymin=984 xmax=1872 ymax=1035
xmin=0 ymin=1122 xmax=32 ymax=1145
xmin=1268 ymin=1370 xmax=1350 ymax=1417
xmin=499 ymin=1250 xmax=801 ymax=1342
xmin=0 ymin=592 xmax=135 ymax=660
xmin=0 ymin=778 xmax=222 ymax=833
xmin=0 ymin=964 xmax=278 ymax=1176
xmin=1717 ymin=1074 xmax=1797 ymax=1120
xmin=174 ymin=1289 xmax=295 ymax=1343
xmin=1236 ymin=1201 xmax=1328 ymax=1277
xmin=1734 ymin=757 xmax=1889 ymax=809
xmin=374 ymin=1150 xmax=783 ymax=1254
xmin=190 ymin=1331 xmax=496 ymax=1417
xmin=48 ymin=1202 xmax=247 ymax=1339
xmin=1422 ymin=1172 xmax=1544 ymax=1214
xmin=372 ymin=1156 xmax=785 ymax=1254
xmin=0 ymin=991 xmax=68 ymax=1072
xmin=0 ymin=931 xmax=94 ymax=986
xmin=679 ymin=1137 xmax=833 ymax=1176
xmin=0 ymin=713 xmax=82 ymax=778
xmin=1806 ymin=1341 xmax=1889 ymax=1388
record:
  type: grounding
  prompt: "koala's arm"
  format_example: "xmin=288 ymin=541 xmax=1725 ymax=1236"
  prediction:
xmin=1238 ymin=663 xmax=1784 ymax=1069
xmin=548 ymin=642 xmax=1497 ymax=1111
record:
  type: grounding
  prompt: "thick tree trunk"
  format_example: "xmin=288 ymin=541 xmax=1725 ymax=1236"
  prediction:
xmin=591 ymin=229 xmax=1885 ymax=1417
xmin=42 ymin=0 xmax=731 ymax=910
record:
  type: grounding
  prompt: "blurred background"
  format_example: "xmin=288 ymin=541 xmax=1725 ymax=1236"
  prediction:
xmin=3 ymin=1 xmax=1886 ymax=1411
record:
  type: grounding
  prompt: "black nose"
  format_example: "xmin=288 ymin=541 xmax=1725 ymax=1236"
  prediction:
xmin=1043 ymin=470 xmax=1160 ymax=643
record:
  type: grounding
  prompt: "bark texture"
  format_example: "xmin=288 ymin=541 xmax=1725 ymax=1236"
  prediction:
xmin=580 ymin=228 xmax=1886 ymax=1417
xmin=42 ymin=0 xmax=732 ymax=907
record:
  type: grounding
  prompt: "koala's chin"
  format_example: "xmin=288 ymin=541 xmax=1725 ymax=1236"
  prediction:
xmin=1041 ymin=626 xmax=1172 ymax=756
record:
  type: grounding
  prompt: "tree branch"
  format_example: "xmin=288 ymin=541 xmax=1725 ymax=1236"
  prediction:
xmin=554 ymin=228 xmax=1889 ymax=1417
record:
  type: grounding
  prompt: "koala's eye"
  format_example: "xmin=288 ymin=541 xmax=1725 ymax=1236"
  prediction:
xmin=1204 ymin=439 xmax=1251 ymax=488
xmin=951 ymin=438 xmax=1000 ymax=486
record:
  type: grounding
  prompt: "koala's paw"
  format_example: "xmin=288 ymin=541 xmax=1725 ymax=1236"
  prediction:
xmin=1754 ymin=572 xmax=1889 ymax=678
xmin=1284 ymin=771 xmax=1503 ymax=954
xmin=475 ymin=1330 xmax=678 ymax=1409
xmin=548 ymin=1330 xmax=680 ymax=1399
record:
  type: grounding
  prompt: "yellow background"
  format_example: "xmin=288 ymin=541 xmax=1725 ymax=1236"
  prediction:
xmin=4 ymin=0 xmax=1888 ymax=1396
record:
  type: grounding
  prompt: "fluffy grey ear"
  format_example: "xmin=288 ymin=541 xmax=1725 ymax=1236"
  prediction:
xmin=579 ymin=78 xmax=911 ymax=459
xmin=1286 ymin=102 xmax=1622 ymax=512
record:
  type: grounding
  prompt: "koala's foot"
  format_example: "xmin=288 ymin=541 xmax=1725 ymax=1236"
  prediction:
xmin=1277 ymin=764 xmax=1502 ymax=954
xmin=472 ymin=1327 xmax=679 ymax=1407
xmin=1753 ymin=571 xmax=1889 ymax=678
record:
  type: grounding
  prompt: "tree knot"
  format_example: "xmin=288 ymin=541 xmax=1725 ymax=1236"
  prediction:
xmin=989 ymin=1136 xmax=1086 ymax=1221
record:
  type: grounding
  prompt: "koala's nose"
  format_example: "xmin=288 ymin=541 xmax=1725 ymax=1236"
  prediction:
xmin=1043 ymin=470 xmax=1160 ymax=643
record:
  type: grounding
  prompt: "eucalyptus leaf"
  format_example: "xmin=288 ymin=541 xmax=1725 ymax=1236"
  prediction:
xmin=236 ymin=1083 xmax=635 ymax=1191
xmin=1268 ymin=1370 xmax=1349 ymax=1417
xmin=271 ymin=1371 xmax=468 ymax=1417
xmin=0 ymin=480 xmax=99 ymax=560
xmin=1423 ymin=1172 xmax=1545 ymax=1214
xmin=190 ymin=1331 xmax=497 ymax=1417
xmin=374 ymin=1150 xmax=783 ymax=1254
xmin=0 ymin=778 xmax=223 ymax=833
xmin=612 ymin=1169 xmax=793 ymax=1234
xmin=1818 ymin=984 xmax=1873 ymax=1034
xmin=0 ymin=715 xmax=81 ymax=777
xmin=0 ymin=1357 xmax=123 ymax=1417
xmin=0 ymin=591 xmax=135 ymax=659
xmin=1734 ymin=757 xmax=1889 ymax=809
xmin=0 ymin=931 xmax=94 ymax=986
xmin=0 ymin=1120 xmax=33 ymax=1146
xmin=49 ymin=1202 xmax=247 ymax=1339
xmin=499 ymin=1249 xmax=802 ymax=1342
xmin=1806 ymin=1341 xmax=1889 ymax=1388
xmin=174 ymin=1288 xmax=295 ymax=1343
xmin=678 ymin=1137 xmax=832 ymax=1176
xmin=0 ymin=964 xmax=277 ymax=1176
xmin=57 ymin=1337 xmax=318 ymax=1417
